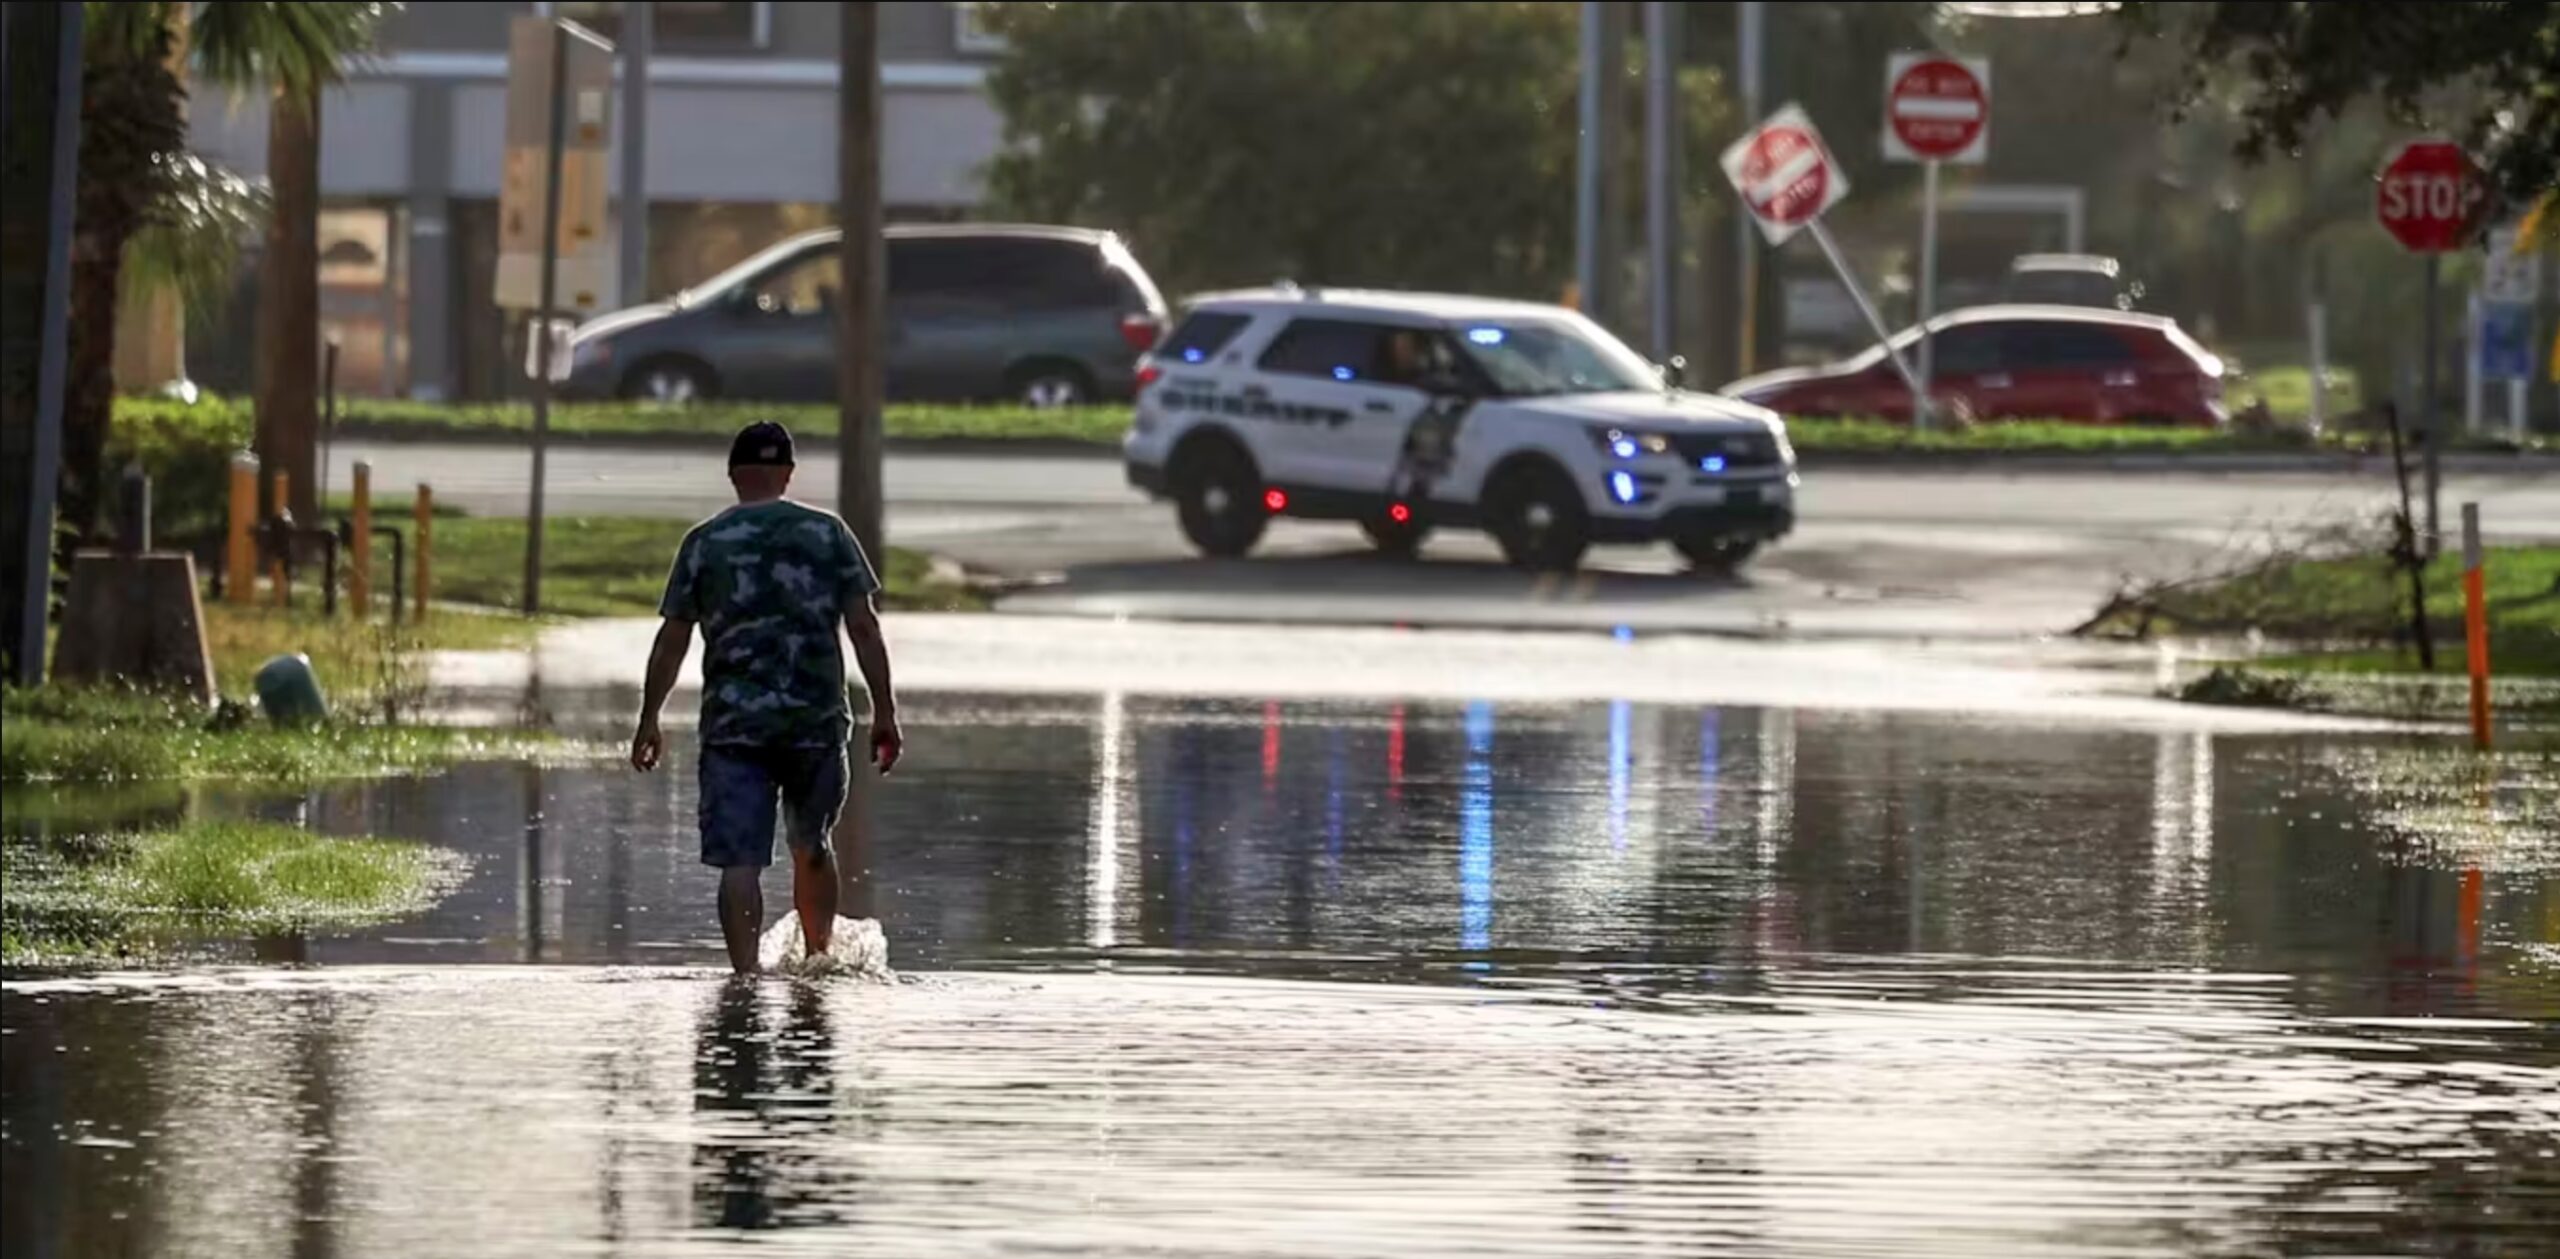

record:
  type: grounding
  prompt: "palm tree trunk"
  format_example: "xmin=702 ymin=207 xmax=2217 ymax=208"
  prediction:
xmin=254 ymin=83 xmax=321 ymax=522
xmin=60 ymin=218 xmax=129 ymax=550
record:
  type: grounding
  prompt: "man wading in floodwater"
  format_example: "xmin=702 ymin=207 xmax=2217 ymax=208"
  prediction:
xmin=629 ymin=421 xmax=903 ymax=974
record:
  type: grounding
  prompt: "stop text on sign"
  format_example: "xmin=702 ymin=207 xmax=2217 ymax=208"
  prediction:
xmin=2378 ymin=173 xmax=2466 ymax=223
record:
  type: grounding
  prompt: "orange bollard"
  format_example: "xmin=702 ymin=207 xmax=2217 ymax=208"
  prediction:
xmin=269 ymin=470 xmax=290 ymax=609
xmin=414 ymin=483 xmax=434 ymax=623
xmin=2460 ymin=503 xmax=2491 ymax=751
xmin=226 ymin=455 xmax=257 ymax=605
xmin=350 ymin=461 xmax=373 ymax=620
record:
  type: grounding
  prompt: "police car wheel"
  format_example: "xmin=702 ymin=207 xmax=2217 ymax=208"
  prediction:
xmin=1675 ymin=535 xmax=1759 ymax=573
xmin=1360 ymin=515 xmax=1431 ymax=557
xmin=1174 ymin=444 xmax=1266 ymax=558
xmin=1487 ymin=463 xmax=1588 ymax=571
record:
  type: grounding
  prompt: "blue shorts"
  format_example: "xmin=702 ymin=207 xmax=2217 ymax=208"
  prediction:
xmin=697 ymin=743 xmax=848 ymax=868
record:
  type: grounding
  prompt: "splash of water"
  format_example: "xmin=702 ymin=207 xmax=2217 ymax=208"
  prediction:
xmin=756 ymin=914 xmax=894 ymax=980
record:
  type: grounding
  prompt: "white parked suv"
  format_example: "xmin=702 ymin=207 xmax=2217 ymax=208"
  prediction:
xmin=1122 ymin=287 xmax=1798 ymax=571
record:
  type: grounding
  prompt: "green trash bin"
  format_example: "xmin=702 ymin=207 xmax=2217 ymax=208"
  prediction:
xmin=253 ymin=653 xmax=329 ymax=727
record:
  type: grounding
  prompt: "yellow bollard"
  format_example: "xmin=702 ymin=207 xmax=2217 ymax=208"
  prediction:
xmin=2461 ymin=503 xmax=2492 ymax=751
xmin=226 ymin=454 xmax=257 ymax=605
xmin=414 ymin=483 xmax=433 ymax=623
xmin=350 ymin=461 xmax=373 ymax=620
xmin=269 ymin=470 xmax=290 ymax=609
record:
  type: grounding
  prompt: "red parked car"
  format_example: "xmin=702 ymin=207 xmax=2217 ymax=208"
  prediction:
xmin=1722 ymin=305 xmax=2228 ymax=426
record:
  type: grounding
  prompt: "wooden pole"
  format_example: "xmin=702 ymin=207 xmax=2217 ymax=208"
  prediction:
xmin=268 ymin=469 xmax=290 ymax=608
xmin=414 ymin=483 xmax=434 ymax=622
xmin=2461 ymin=502 xmax=2491 ymax=750
xmin=350 ymin=460 xmax=372 ymax=619
xmin=835 ymin=2 xmax=884 ymax=920
xmin=226 ymin=454 xmax=257 ymax=605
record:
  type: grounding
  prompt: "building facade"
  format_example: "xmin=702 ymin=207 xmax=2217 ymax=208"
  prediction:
xmin=184 ymin=1 xmax=1006 ymax=401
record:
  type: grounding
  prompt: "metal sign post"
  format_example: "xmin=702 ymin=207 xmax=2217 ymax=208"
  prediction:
xmin=1882 ymin=54 xmax=1989 ymax=432
xmin=1808 ymin=220 xmax=1927 ymax=403
xmin=523 ymin=25 xmax=569 ymax=615
xmin=498 ymin=17 xmax=614 ymax=615
xmin=1723 ymin=104 xmax=1925 ymax=418
xmin=2376 ymin=138 xmax=2484 ymax=556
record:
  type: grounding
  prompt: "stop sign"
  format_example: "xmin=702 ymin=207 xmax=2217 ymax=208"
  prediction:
xmin=1721 ymin=105 xmax=1849 ymax=245
xmin=2376 ymin=140 xmax=2483 ymax=253
xmin=1884 ymin=55 xmax=1988 ymax=163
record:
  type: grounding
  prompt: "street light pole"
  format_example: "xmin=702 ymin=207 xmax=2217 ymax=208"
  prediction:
xmin=617 ymin=1 xmax=650 ymax=306
xmin=1734 ymin=1 xmax=1764 ymax=375
xmin=1643 ymin=1 xmax=1681 ymax=363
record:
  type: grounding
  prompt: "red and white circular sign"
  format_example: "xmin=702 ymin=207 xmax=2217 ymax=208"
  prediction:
xmin=2375 ymin=140 xmax=2483 ymax=254
xmin=1737 ymin=127 xmax=1830 ymax=227
xmin=1888 ymin=57 xmax=1986 ymax=160
xmin=1721 ymin=105 xmax=1849 ymax=244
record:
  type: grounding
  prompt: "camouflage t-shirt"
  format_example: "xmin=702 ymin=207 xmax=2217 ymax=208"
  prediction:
xmin=658 ymin=500 xmax=882 ymax=748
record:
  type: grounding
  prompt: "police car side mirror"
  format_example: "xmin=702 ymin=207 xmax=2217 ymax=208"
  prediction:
xmin=1658 ymin=356 xmax=1688 ymax=390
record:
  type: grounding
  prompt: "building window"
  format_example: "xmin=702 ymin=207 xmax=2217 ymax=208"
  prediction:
xmin=554 ymin=2 xmax=769 ymax=50
xmin=954 ymin=2 xmax=1005 ymax=55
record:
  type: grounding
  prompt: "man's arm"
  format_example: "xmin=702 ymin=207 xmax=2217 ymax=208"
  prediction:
xmin=631 ymin=617 xmax=694 ymax=772
xmin=844 ymin=596 xmax=901 ymax=773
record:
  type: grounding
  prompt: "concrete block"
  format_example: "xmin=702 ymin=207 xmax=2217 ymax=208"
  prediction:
xmin=50 ymin=551 xmax=217 ymax=703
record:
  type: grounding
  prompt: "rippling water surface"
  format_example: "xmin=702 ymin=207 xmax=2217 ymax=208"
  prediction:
xmin=6 ymin=693 xmax=2556 ymax=1256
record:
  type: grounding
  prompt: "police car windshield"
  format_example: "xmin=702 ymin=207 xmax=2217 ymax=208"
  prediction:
xmin=1455 ymin=321 xmax=1660 ymax=397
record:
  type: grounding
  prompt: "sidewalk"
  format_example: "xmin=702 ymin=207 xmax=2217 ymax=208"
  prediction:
xmin=428 ymin=613 xmax=2388 ymax=734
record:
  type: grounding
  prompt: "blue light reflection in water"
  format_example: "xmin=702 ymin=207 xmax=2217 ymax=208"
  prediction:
xmin=1698 ymin=708 xmax=1722 ymax=837
xmin=1460 ymin=701 xmax=1496 ymax=955
xmin=1609 ymin=699 xmax=1633 ymax=851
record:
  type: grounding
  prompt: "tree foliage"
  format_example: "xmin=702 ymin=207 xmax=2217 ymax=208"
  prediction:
xmin=981 ymin=1 xmax=1729 ymax=303
xmin=59 ymin=2 xmax=391 ymax=543
xmin=2121 ymin=1 xmax=2560 ymax=232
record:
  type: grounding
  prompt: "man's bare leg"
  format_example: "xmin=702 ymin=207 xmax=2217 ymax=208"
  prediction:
xmin=791 ymin=845 xmax=838 ymax=956
xmin=717 ymin=866 xmax=763 ymax=974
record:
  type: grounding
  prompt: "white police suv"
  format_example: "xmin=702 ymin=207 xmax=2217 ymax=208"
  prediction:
xmin=1122 ymin=287 xmax=1797 ymax=571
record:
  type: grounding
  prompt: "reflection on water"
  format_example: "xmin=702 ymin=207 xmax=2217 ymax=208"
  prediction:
xmin=5 ymin=691 xmax=2557 ymax=1256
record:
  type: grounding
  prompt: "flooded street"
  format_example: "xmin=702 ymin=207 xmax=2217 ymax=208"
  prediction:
xmin=7 ymin=692 xmax=2557 ymax=1255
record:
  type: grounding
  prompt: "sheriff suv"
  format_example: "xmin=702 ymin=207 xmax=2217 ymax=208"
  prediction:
xmin=1123 ymin=287 xmax=1798 ymax=571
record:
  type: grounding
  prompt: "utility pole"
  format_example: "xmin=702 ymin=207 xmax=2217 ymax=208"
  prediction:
xmin=837 ymin=2 xmax=883 ymax=563
xmin=617 ymin=1 xmax=650 ymax=306
xmin=1643 ymin=1 xmax=1681 ymax=364
xmin=1734 ymin=1 xmax=1765 ymax=376
xmin=835 ymin=1 xmax=886 ymax=922
xmin=0 ymin=1 xmax=83 ymax=685
xmin=1576 ymin=2 xmax=1607 ymax=322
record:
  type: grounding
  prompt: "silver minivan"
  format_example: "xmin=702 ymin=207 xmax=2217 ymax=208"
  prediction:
xmin=562 ymin=224 xmax=1168 ymax=405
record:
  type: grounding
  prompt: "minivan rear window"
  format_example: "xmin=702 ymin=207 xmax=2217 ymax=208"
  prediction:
xmin=1157 ymin=312 xmax=1250 ymax=364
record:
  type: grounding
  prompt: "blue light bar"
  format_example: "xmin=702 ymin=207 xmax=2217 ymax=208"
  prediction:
xmin=1466 ymin=327 xmax=1506 ymax=346
xmin=1332 ymin=366 xmax=1355 ymax=381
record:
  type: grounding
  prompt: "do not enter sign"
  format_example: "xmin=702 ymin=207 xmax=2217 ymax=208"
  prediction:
xmin=1722 ymin=105 xmax=1849 ymax=246
xmin=1883 ymin=53 xmax=1988 ymax=164
xmin=2377 ymin=140 xmax=2483 ymax=254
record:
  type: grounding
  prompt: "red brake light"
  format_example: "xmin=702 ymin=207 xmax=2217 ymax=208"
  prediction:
xmin=1120 ymin=314 xmax=1162 ymax=354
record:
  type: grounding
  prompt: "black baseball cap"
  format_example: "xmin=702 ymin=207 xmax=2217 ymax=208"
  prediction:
xmin=728 ymin=421 xmax=796 ymax=468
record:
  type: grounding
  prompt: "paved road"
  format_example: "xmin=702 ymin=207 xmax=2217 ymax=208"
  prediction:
xmin=337 ymin=440 xmax=2558 ymax=640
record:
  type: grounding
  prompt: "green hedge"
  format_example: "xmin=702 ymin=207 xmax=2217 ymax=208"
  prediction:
xmin=108 ymin=396 xmax=256 ymax=540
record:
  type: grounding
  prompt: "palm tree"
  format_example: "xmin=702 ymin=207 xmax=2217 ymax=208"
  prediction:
xmin=60 ymin=1 xmax=388 ymax=544
xmin=196 ymin=2 xmax=392 ymax=523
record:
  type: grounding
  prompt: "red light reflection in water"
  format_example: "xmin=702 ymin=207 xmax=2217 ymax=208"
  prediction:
xmin=1261 ymin=701 xmax=1282 ymax=790
xmin=1386 ymin=704 xmax=1406 ymax=801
